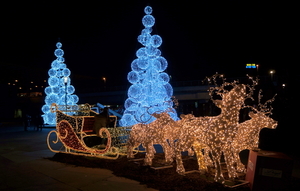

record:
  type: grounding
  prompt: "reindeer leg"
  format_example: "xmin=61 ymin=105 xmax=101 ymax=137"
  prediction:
xmin=235 ymin=152 xmax=246 ymax=173
xmin=175 ymin=141 xmax=186 ymax=175
xmin=204 ymin=148 xmax=214 ymax=167
xmin=127 ymin=139 xmax=136 ymax=159
xmin=210 ymin=149 xmax=225 ymax=183
xmin=162 ymin=142 xmax=173 ymax=164
xmin=187 ymin=147 xmax=195 ymax=156
xmin=223 ymin=149 xmax=238 ymax=179
xmin=144 ymin=143 xmax=155 ymax=166
xmin=193 ymin=142 xmax=208 ymax=174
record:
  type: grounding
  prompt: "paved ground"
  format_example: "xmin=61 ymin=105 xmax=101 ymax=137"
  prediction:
xmin=1 ymin=122 xmax=300 ymax=191
xmin=0 ymin=122 xmax=157 ymax=191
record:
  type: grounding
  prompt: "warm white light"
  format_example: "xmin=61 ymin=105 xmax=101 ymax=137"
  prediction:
xmin=127 ymin=74 xmax=277 ymax=184
xmin=47 ymin=103 xmax=131 ymax=159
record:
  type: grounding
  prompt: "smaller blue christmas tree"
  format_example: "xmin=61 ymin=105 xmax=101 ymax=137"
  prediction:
xmin=41 ymin=42 xmax=79 ymax=125
xmin=119 ymin=6 xmax=178 ymax=127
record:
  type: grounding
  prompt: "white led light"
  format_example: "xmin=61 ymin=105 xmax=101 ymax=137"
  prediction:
xmin=127 ymin=74 xmax=277 ymax=184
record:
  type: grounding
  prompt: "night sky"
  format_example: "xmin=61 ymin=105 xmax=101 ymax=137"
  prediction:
xmin=1 ymin=0 xmax=300 ymax=152
xmin=0 ymin=0 xmax=298 ymax=89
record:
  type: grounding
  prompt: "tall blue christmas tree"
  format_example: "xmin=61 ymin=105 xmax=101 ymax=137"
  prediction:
xmin=119 ymin=6 xmax=178 ymax=127
xmin=41 ymin=42 xmax=79 ymax=125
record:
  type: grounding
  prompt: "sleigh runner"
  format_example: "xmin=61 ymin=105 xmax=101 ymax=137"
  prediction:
xmin=47 ymin=103 xmax=133 ymax=159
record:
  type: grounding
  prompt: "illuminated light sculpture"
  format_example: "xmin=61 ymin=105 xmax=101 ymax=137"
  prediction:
xmin=127 ymin=109 xmax=180 ymax=166
xmin=174 ymin=75 xmax=267 ymax=183
xmin=173 ymin=75 xmax=278 ymax=184
xmin=119 ymin=6 xmax=178 ymax=127
xmin=232 ymin=91 xmax=277 ymax=173
xmin=175 ymin=82 xmax=248 ymax=182
xmin=122 ymin=70 xmax=278 ymax=184
xmin=42 ymin=42 xmax=79 ymax=125
xmin=124 ymin=72 xmax=277 ymax=184
xmin=47 ymin=103 xmax=132 ymax=159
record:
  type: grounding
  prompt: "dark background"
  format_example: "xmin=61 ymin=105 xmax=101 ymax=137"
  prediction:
xmin=1 ymin=0 xmax=298 ymax=86
xmin=0 ymin=0 xmax=299 ymax=154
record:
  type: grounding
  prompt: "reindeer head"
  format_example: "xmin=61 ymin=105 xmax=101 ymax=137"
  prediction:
xmin=213 ymin=84 xmax=247 ymax=110
xmin=152 ymin=112 xmax=170 ymax=120
xmin=249 ymin=111 xmax=277 ymax=129
xmin=176 ymin=114 xmax=196 ymax=127
xmin=179 ymin=114 xmax=194 ymax=119
xmin=246 ymin=89 xmax=277 ymax=129
xmin=151 ymin=111 xmax=176 ymax=126
xmin=206 ymin=74 xmax=258 ymax=111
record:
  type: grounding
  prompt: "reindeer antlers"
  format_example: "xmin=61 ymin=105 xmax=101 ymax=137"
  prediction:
xmin=204 ymin=74 xmax=276 ymax=115
xmin=204 ymin=73 xmax=238 ymax=100
xmin=243 ymin=89 xmax=276 ymax=115
xmin=257 ymin=90 xmax=276 ymax=114
xmin=245 ymin=74 xmax=259 ymax=101
xmin=204 ymin=74 xmax=259 ymax=102
xmin=134 ymin=97 xmax=178 ymax=124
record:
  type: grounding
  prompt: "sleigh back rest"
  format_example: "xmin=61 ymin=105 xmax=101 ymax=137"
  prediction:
xmin=82 ymin=116 xmax=95 ymax=133
xmin=82 ymin=115 xmax=118 ymax=133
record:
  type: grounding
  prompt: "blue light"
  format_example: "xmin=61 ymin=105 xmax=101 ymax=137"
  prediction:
xmin=48 ymin=69 xmax=57 ymax=76
xmin=51 ymin=60 xmax=60 ymax=69
xmin=137 ymin=59 xmax=148 ymax=69
xmin=48 ymin=77 xmax=59 ymax=86
xmin=62 ymin=68 xmax=70 ymax=76
xmin=142 ymin=15 xmax=155 ymax=28
xmin=54 ymin=49 xmax=64 ymax=57
xmin=150 ymin=35 xmax=162 ymax=48
xmin=44 ymin=87 xmax=52 ymax=95
xmin=119 ymin=6 xmax=178 ymax=127
xmin=67 ymin=85 xmax=75 ymax=94
xmin=246 ymin=63 xmax=257 ymax=69
xmin=56 ymin=42 xmax=62 ymax=48
xmin=42 ymin=42 xmax=79 ymax=125
xmin=51 ymin=86 xmax=60 ymax=94
xmin=144 ymin=6 xmax=152 ymax=15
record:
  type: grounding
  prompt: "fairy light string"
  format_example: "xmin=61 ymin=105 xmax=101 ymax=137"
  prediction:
xmin=127 ymin=74 xmax=277 ymax=184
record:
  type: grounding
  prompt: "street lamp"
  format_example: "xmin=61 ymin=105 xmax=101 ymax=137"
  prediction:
xmin=270 ymin=70 xmax=275 ymax=81
xmin=102 ymin=77 xmax=106 ymax=90
xmin=63 ymin=76 xmax=68 ymax=112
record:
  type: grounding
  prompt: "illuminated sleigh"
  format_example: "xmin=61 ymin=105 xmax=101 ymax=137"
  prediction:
xmin=47 ymin=103 xmax=132 ymax=159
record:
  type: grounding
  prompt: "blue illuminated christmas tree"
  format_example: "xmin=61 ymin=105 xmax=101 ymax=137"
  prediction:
xmin=119 ymin=6 xmax=178 ymax=127
xmin=41 ymin=42 xmax=79 ymax=125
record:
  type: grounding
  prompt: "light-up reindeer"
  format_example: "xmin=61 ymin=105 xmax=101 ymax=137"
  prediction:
xmin=174 ymin=113 xmax=211 ymax=174
xmin=175 ymin=83 xmax=248 ymax=182
xmin=202 ymin=83 xmax=247 ymax=182
xmin=175 ymin=75 xmax=259 ymax=183
xmin=127 ymin=110 xmax=179 ymax=166
xmin=232 ymin=91 xmax=277 ymax=173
